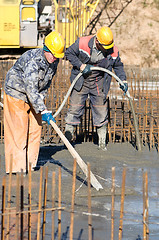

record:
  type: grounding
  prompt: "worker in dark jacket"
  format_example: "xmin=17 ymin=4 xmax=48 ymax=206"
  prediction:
xmin=4 ymin=31 xmax=65 ymax=173
xmin=65 ymin=26 xmax=128 ymax=150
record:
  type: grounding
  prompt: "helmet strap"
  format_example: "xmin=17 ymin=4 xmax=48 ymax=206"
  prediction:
xmin=43 ymin=45 xmax=51 ymax=52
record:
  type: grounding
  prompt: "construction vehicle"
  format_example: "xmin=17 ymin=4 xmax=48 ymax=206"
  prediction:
xmin=0 ymin=0 xmax=100 ymax=54
xmin=0 ymin=0 xmax=132 ymax=55
xmin=0 ymin=0 xmax=54 ymax=53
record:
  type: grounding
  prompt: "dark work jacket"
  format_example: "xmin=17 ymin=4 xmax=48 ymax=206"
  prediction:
xmin=65 ymin=35 xmax=127 ymax=96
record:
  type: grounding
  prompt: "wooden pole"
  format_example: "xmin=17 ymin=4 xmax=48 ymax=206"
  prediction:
xmin=145 ymin=172 xmax=149 ymax=239
xmin=118 ymin=168 xmax=126 ymax=240
xmin=20 ymin=171 xmax=24 ymax=240
xmin=111 ymin=167 xmax=115 ymax=240
xmin=69 ymin=159 xmax=77 ymax=240
xmin=42 ymin=167 xmax=48 ymax=240
xmin=50 ymin=120 xmax=103 ymax=191
xmin=37 ymin=167 xmax=43 ymax=240
xmin=58 ymin=167 xmax=62 ymax=240
xmin=1 ymin=176 xmax=6 ymax=240
xmin=143 ymin=172 xmax=146 ymax=240
xmin=6 ymin=154 xmax=13 ymax=239
xmin=143 ymin=172 xmax=149 ymax=240
xmin=28 ymin=163 xmax=32 ymax=240
xmin=52 ymin=172 xmax=56 ymax=240
xmin=15 ymin=174 xmax=20 ymax=240
xmin=87 ymin=163 xmax=92 ymax=240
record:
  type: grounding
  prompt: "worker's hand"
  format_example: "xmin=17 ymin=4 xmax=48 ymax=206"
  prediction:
xmin=120 ymin=81 xmax=128 ymax=95
xmin=41 ymin=110 xmax=56 ymax=125
xmin=81 ymin=64 xmax=92 ymax=78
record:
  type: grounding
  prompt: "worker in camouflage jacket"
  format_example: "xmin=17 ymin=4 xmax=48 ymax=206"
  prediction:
xmin=65 ymin=26 xmax=128 ymax=150
xmin=4 ymin=31 xmax=65 ymax=173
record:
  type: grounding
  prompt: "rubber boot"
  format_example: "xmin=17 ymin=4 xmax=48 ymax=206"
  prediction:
xmin=65 ymin=124 xmax=74 ymax=142
xmin=97 ymin=125 xmax=107 ymax=151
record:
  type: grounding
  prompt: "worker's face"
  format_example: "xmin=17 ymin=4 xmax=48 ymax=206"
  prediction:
xmin=44 ymin=51 xmax=57 ymax=63
xmin=95 ymin=38 xmax=113 ymax=56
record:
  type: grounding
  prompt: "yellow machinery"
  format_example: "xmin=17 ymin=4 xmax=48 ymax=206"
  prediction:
xmin=0 ymin=0 xmax=100 ymax=51
xmin=0 ymin=0 xmax=39 ymax=48
xmin=53 ymin=0 xmax=100 ymax=47
xmin=0 ymin=0 xmax=20 ymax=47
xmin=0 ymin=0 xmax=133 ymax=51
xmin=0 ymin=0 xmax=55 ymax=49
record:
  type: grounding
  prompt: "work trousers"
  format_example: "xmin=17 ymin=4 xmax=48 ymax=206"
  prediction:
xmin=65 ymin=77 xmax=108 ymax=127
xmin=4 ymin=92 xmax=42 ymax=173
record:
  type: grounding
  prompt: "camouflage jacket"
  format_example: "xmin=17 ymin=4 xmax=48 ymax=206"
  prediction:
xmin=4 ymin=48 xmax=59 ymax=113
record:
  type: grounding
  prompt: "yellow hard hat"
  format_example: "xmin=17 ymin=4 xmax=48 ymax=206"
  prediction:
xmin=96 ymin=26 xmax=114 ymax=49
xmin=44 ymin=31 xmax=65 ymax=58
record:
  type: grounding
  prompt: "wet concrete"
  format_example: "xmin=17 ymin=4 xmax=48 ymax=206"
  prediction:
xmin=0 ymin=141 xmax=159 ymax=239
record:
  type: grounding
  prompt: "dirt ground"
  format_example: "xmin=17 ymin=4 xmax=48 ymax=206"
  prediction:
xmin=110 ymin=0 xmax=159 ymax=68
xmin=0 ymin=140 xmax=159 ymax=239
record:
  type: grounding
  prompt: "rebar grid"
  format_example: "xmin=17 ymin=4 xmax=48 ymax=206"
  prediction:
xmin=0 ymin=60 xmax=159 ymax=151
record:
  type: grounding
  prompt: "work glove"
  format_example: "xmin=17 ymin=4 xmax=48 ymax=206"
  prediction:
xmin=82 ymin=64 xmax=93 ymax=78
xmin=119 ymin=80 xmax=128 ymax=95
xmin=41 ymin=110 xmax=56 ymax=125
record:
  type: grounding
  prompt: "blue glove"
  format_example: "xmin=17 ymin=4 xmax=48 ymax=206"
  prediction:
xmin=120 ymin=81 xmax=128 ymax=95
xmin=82 ymin=64 xmax=92 ymax=78
xmin=41 ymin=110 xmax=56 ymax=125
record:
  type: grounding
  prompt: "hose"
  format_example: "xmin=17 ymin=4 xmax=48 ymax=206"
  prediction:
xmin=91 ymin=67 xmax=142 ymax=151
xmin=53 ymin=66 xmax=142 ymax=151
xmin=53 ymin=72 xmax=82 ymax=118
xmin=0 ymin=67 xmax=141 ymax=150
